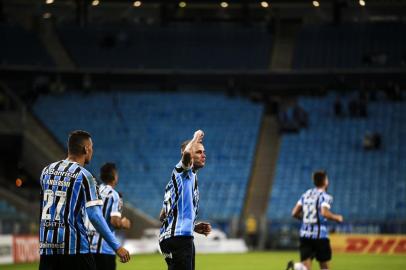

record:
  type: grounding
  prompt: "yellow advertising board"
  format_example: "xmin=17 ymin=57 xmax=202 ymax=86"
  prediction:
xmin=329 ymin=234 xmax=406 ymax=254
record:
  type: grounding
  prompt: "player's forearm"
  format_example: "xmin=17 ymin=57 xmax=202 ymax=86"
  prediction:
xmin=87 ymin=206 xmax=121 ymax=251
xmin=321 ymin=209 xmax=341 ymax=222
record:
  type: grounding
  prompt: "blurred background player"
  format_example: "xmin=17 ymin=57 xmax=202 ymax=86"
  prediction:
xmin=39 ymin=130 xmax=130 ymax=270
xmin=286 ymin=170 xmax=343 ymax=270
xmin=159 ymin=130 xmax=212 ymax=270
xmin=86 ymin=162 xmax=131 ymax=270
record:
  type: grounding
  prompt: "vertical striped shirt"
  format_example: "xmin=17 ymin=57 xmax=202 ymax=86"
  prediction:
xmin=159 ymin=161 xmax=199 ymax=242
xmin=39 ymin=160 xmax=103 ymax=255
xmin=297 ymin=188 xmax=333 ymax=239
xmin=86 ymin=184 xmax=122 ymax=255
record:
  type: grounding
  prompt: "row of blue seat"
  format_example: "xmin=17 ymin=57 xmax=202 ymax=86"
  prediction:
xmin=33 ymin=91 xmax=263 ymax=220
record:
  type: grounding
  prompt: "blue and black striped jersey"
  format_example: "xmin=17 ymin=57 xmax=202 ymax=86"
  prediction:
xmin=297 ymin=188 xmax=333 ymax=239
xmin=39 ymin=160 xmax=103 ymax=255
xmin=159 ymin=161 xmax=199 ymax=242
xmin=86 ymin=184 xmax=122 ymax=255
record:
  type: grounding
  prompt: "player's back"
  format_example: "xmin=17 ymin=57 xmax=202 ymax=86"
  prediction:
xmin=87 ymin=183 xmax=122 ymax=254
xmin=39 ymin=159 xmax=101 ymax=255
xmin=298 ymin=188 xmax=333 ymax=239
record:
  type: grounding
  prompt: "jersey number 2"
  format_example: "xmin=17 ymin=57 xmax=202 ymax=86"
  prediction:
xmin=41 ymin=189 xmax=67 ymax=221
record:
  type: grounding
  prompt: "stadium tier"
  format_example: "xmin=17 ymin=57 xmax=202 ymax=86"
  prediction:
xmin=268 ymin=93 xmax=406 ymax=222
xmin=33 ymin=92 xmax=263 ymax=220
xmin=57 ymin=23 xmax=272 ymax=69
xmin=0 ymin=23 xmax=54 ymax=67
xmin=293 ymin=22 xmax=406 ymax=69
xmin=0 ymin=199 xmax=29 ymax=224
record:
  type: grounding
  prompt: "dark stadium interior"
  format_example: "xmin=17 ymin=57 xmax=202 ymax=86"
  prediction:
xmin=0 ymin=0 xmax=405 ymax=255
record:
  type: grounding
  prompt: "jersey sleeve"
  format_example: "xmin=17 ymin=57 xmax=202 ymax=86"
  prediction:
xmin=110 ymin=191 xmax=122 ymax=217
xmin=320 ymin=193 xmax=333 ymax=209
xmin=81 ymin=171 xmax=103 ymax=208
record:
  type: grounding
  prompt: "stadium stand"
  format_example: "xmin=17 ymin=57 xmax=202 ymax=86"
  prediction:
xmin=293 ymin=22 xmax=406 ymax=69
xmin=0 ymin=23 xmax=54 ymax=67
xmin=268 ymin=92 xmax=406 ymax=222
xmin=57 ymin=23 xmax=272 ymax=70
xmin=0 ymin=199 xmax=30 ymax=233
xmin=33 ymin=91 xmax=263 ymax=220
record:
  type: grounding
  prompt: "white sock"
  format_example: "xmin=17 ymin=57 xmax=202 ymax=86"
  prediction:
xmin=293 ymin=262 xmax=308 ymax=270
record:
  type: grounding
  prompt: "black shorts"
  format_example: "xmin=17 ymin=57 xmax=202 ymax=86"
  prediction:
xmin=159 ymin=236 xmax=195 ymax=270
xmin=39 ymin=254 xmax=96 ymax=270
xmin=299 ymin=237 xmax=332 ymax=262
xmin=93 ymin=254 xmax=116 ymax=270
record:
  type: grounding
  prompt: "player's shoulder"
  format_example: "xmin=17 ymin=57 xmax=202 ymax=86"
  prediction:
xmin=79 ymin=166 xmax=94 ymax=178
xmin=302 ymin=188 xmax=314 ymax=196
xmin=321 ymin=191 xmax=333 ymax=200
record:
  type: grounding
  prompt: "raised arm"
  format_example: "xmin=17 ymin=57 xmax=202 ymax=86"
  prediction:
xmin=182 ymin=130 xmax=204 ymax=169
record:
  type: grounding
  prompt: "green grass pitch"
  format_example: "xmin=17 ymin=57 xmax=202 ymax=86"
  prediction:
xmin=2 ymin=252 xmax=405 ymax=270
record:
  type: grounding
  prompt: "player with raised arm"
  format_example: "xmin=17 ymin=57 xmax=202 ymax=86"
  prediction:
xmin=159 ymin=130 xmax=212 ymax=270
xmin=86 ymin=162 xmax=131 ymax=270
xmin=286 ymin=170 xmax=343 ymax=270
xmin=39 ymin=130 xmax=130 ymax=270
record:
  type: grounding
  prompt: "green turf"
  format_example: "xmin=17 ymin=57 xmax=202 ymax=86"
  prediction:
xmin=2 ymin=252 xmax=405 ymax=270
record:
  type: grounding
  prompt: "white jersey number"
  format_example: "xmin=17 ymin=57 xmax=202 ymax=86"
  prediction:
xmin=303 ymin=199 xmax=318 ymax=224
xmin=41 ymin=189 xmax=67 ymax=221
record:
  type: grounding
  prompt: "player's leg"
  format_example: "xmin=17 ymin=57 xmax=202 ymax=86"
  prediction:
xmin=315 ymin=238 xmax=332 ymax=270
xmin=286 ymin=237 xmax=313 ymax=270
xmin=94 ymin=254 xmax=116 ymax=270
xmin=192 ymin=241 xmax=196 ymax=270
xmin=39 ymin=255 xmax=56 ymax=270
xmin=160 ymin=237 xmax=194 ymax=270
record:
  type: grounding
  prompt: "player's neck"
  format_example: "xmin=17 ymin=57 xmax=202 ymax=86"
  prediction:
xmin=66 ymin=155 xmax=85 ymax=167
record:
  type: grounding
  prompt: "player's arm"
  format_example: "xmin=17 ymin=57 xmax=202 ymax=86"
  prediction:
xmin=291 ymin=203 xmax=303 ymax=220
xmin=321 ymin=207 xmax=343 ymax=223
xmin=159 ymin=208 xmax=166 ymax=222
xmin=194 ymin=222 xmax=212 ymax=236
xmin=110 ymin=193 xmax=131 ymax=229
xmin=182 ymin=130 xmax=204 ymax=169
xmin=111 ymin=216 xmax=131 ymax=229
xmin=86 ymin=206 xmax=130 ymax=262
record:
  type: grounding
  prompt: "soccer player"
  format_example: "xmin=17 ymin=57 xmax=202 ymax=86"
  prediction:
xmin=39 ymin=130 xmax=130 ymax=270
xmin=286 ymin=170 xmax=343 ymax=270
xmin=86 ymin=162 xmax=131 ymax=270
xmin=159 ymin=130 xmax=212 ymax=270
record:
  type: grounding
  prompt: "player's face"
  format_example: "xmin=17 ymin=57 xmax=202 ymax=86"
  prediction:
xmin=192 ymin=143 xmax=206 ymax=169
xmin=84 ymin=138 xmax=93 ymax=165
xmin=113 ymin=170 xmax=119 ymax=185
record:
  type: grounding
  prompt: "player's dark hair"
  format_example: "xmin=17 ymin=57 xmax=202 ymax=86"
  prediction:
xmin=68 ymin=130 xmax=91 ymax=156
xmin=313 ymin=170 xmax=327 ymax=187
xmin=100 ymin=162 xmax=117 ymax=184
xmin=181 ymin=140 xmax=191 ymax=153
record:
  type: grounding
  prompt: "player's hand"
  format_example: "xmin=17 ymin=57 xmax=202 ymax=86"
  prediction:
xmin=193 ymin=130 xmax=204 ymax=143
xmin=194 ymin=222 xmax=211 ymax=236
xmin=336 ymin=215 xmax=344 ymax=223
xmin=116 ymin=246 xmax=130 ymax=263
xmin=121 ymin=217 xmax=131 ymax=229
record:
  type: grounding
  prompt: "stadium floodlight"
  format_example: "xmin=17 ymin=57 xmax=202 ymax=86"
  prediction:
xmin=261 ymin=1 xmax=269 ymax=8
xmin=45 ymin=0 xmax=54 ymax=4
xmin=133 ymin=1 xmax=142 ymax=7
xmin=179 ymin=1 xmax=187 ymax=8
xmin=92 ymin=0 xmax=100 ymax=6
xmin=359 ymin=0 xmax=366 ymax=6
xmin=312 ymin=1 xmax=320 ymax=7
xmin=220 ymin=1 xmax=228 ymax=8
